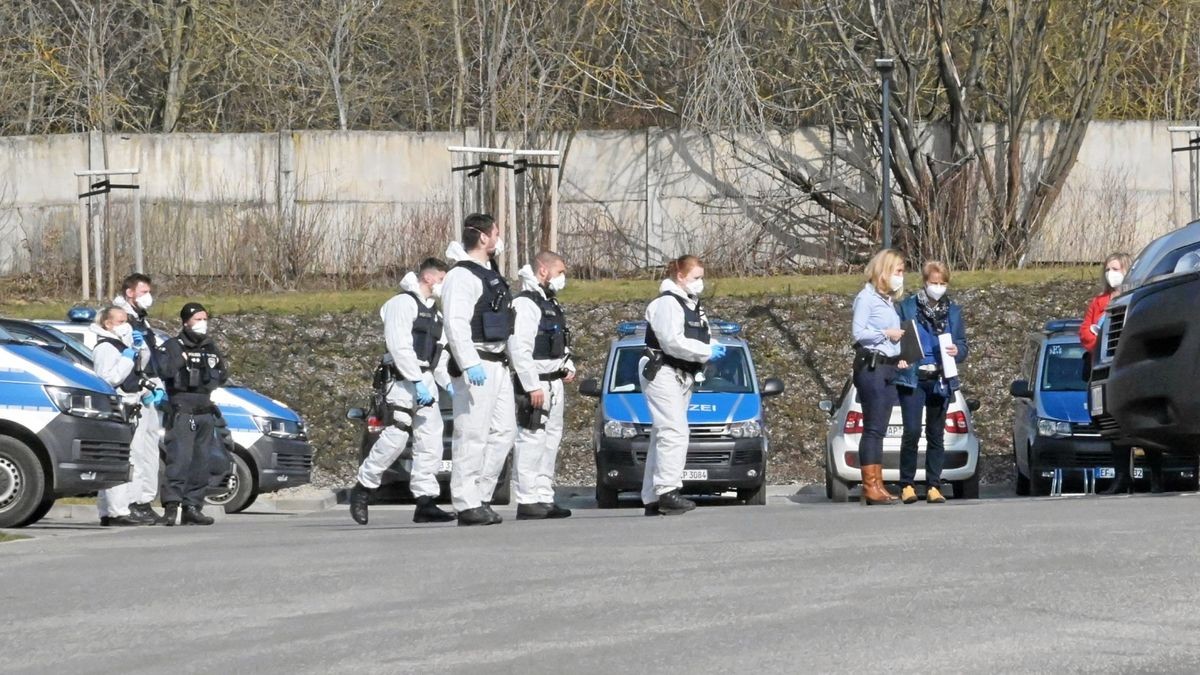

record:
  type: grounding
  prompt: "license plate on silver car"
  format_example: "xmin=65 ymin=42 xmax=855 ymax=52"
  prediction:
xmin=886 ymin=425 xmax=904 ymax=437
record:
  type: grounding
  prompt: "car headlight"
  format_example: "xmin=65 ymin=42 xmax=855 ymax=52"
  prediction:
xmin=253 ymin=415 xmax=307 ymax=440
xmin=44 ymin=385 xmax=126 ymax=422
xmin=1036 ymin=418 xmax=1072 ymax=438
xmin=603 ymin=420 xmax=639 ymax=439
xmin=729 ymin=421 xmax=763 ymax=438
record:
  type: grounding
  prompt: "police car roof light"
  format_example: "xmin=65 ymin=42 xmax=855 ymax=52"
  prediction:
xmin=710 ymin=320 xmax=742 ymax=335
xmin=67 ymin=306 xmax=97 ymax=323
xmin=1042 ymin=318 xmax=1083 ymax=335
xmin=616 ymin=321 xmax=647 ymax=337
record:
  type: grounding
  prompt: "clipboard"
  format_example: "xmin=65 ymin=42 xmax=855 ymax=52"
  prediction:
xmin=899 ymin=319 xmax=924 ymax=364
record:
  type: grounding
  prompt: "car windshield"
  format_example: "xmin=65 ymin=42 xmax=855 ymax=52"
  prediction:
xmin=1 ymin=322 xmax=94 ymax=365
xmin=1041 ymin=342 xmax=1088 ymax=391
xmin=607 ymin=345 xmax=754 ymax=394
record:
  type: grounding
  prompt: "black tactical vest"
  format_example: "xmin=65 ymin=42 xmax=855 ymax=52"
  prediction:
xmin=453 ymin=260 xmax=514 ymax=343
xmin=518 ymin=290 xmax=570 ymax=360
xmin=96 ymin=336 xmax=143 ymax=394
xmin=404 ymin=291 xmax=444 ymax=366
xmin=176 ymin=343 xmax=226 ymax=394
xmin=644 ymin=292 xmax=711 ymax=374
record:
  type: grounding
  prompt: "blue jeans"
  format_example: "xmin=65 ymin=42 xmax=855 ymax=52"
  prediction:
xmin=898 ymin=380 xmax=949 ymax=488
xmin=853 ymin=363 xmax=898 ymax=466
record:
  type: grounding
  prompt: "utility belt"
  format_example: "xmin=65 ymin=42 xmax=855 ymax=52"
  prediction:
xmin=641 ymin=348 xmax=702 ymax=382
xmin=448 ymin=348 xmax=510 ymax=378
xmin=539 ymin=369 xmax=569 ymax=382
xmin=853 ymin=347 xmax=901 ymax=371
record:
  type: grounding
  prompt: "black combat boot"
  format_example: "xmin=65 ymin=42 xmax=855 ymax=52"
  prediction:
xmin=544 ymin=502 xmax=572 ymax=519
xmin=181 ymin=505 xmax=214 ymax=526
xmin=515 ymin=503 xmax=551 ymax=520
xmin=158 ymin=502 xmax=179 ymax=526
xmin=100 ymin=515 xmax=141 ymax=527
xmin=413 ymin=496 xmax=456 ymax=523
xmin=457 ymin=506 xmax=498 ymax=526
xmin=349 ymin=482 xmax=374 ymax=525
xmin=131 ymin=502 xmax=162 ymax=523
xmin=657 ymin=489 xmax=696 ymax=516
xmin=481 ymin=504 xmax=503 ymax=524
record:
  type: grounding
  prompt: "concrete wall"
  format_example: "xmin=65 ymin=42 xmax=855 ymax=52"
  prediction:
xmin=0 ymin=122 xmax=1193 ymax=283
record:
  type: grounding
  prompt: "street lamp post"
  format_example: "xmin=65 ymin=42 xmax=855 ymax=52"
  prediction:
xmin=875 ymin=57 xmax=895 ymax=249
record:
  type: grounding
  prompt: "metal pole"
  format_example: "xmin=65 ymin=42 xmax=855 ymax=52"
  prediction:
xmin=881 ymin=72 xmax=892 ymax=249
xmin=506 ymin=152 xmax=518 ymax=275
xmin=133 ymin=186 xmax=144 ymax=273
xmin=548 ymin=164 xmax=559 ymax=253
xmin=78 ymin=178 xmax=90 ymax=300
xmin=91 ymin=194 xmax=104 ymax=301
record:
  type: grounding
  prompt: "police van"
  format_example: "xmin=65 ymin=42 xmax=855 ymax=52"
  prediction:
xmin=579 ymin=320 xmax=784 ymax=507
xmin=24 ymin=310 xmax=314 ymax=513
xmin=0 ymin=323 xmax=134 ymax=528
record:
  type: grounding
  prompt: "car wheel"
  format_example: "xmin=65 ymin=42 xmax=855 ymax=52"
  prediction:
xmin=953 ymin=472 xmax=980 ymax=499
xmin=0 ymin=437 xmax=46 ymax=528
xmin=595 ymin=468 xmax=620 ymax=509
xmin=738 ymin=470 xmax=768 ymax=506
xmin=825 ymin=452 xmax=850 ymax=502
xmin=1013 ymin=442 xmax=1031 ymax=496
xmin=490 ymin=456 xmax=512 ymax=506
xmin=205 ymin=453 xmax=258 ymax=514
xmin=1028 ymin=454 xmax=1052 ymax=496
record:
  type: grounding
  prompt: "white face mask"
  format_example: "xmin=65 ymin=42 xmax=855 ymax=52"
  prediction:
xmin=548 ymin=274 xmax=566 ymax=292
xmin=925 ymin=283 xmax=947 ymax=301
xmin=191 ymin=320 xmax=208 ymax=336
xmin=1105 ymin=269 xmax=1124 ymax=289
xmin=431 ymin=282 xmax=444 ymax=299
xmin=135 ymin=292 xmax=153 ymax=310
xmin=492 ymin=237 xmax=505 ymax=255
xmin=889 ymin=274 xmax=905 ymax=293
xmin=114 ymin=323 xmax=133 ymax=344
xmin=686 ymin=278 xmax=704 ymax=296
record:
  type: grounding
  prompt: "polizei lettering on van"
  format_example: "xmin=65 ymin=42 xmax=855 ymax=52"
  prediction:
xmin=688 ymin=403 xmax=717 ymax=412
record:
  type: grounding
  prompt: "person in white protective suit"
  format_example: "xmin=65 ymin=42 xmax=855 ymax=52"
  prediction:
xmin=111 ymin=272 xmax=169 ymax=524
xmin=349 ymin=258 xmax=455 ymax=525
xmin=508 ymin=251 xmax=576 ymax=520
xmin=91 ymin=306 xmax=166 ymax=526
xmin=441 ymin=213 xmax=516 ymax=527
xmin=640 ymin=255 xmax=724 ymax=516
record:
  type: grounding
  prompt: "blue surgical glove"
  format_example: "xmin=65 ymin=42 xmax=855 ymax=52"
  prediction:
xmin=131 ymin=330 xmax=146 ymax=347
xmin=414 ymin=381 xmax=435 ymax=406
xmin=710 ymin=344 xmax=726 ymax=361
xmin=141 ymin=392 xmax=154 ymax=406
xmin=466 ymin=364 xmax=487 ymax=386
xmin=152 ymin=388 xmax=167 ymax=405
xmin=122 ymin=347 xmax=138 ymax=360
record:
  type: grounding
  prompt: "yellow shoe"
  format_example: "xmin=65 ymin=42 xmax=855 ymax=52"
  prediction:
xmin=926 ymin=486 xmax=946 ymax=504
xmin=901 ymin=485 xmax=918 ymax=504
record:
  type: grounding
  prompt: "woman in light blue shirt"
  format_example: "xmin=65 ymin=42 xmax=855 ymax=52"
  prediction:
xmin=851 ymin=249 xmax=908 ymax=505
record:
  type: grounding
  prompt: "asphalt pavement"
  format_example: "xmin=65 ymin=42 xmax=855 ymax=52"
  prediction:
xmin=4 ymin=489 xmax=1200 ymax=674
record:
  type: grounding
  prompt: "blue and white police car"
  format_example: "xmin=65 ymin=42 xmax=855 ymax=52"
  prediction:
xmin=25 ymin=310 xmax=314 ymax=513
xmin=0 ymin=323 xmax=133 ymax=528
xmin=579 ymin=320 xmax=785 ymax=507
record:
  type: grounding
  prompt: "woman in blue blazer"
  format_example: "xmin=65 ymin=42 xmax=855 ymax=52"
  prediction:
xmin=895 ymin=261 xmax=969 ymax=504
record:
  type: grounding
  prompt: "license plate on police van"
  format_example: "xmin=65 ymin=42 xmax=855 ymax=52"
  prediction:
xmin=1096 ymin=467 xmax=1115 ymax=479
xmin=682 ymin=469 xmax=708 ymax=481
xmin=440 ymin=460 xmax=453 ymax=473
xmin=886 ymin=425 xmax=904 ymax=437
xmin=1090 ymin=385 xmax=1105 ymax=416
xmin=1133 ymin=468 xmax=1144 ymax=479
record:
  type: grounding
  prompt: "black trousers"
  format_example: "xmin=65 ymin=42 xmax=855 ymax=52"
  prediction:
xmin=853 ymin=362 xmax=898 ymax=466
xmin=163 ymin=410 xmax=221 ymax=507
xmin=898 ymin=380 xmax=950 ymax=488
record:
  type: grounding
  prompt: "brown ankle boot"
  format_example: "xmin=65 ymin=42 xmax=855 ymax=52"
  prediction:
xmin=860 ymin=465 xmax=896 ymax=505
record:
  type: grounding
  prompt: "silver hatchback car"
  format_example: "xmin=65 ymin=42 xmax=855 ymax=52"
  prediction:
xmin=820 ymin=379 xmax=981 ymax=501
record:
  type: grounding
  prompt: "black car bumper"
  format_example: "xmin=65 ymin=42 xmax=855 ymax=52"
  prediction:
xmin=39 ymin=416 xmax=134 ymax=496
xmin=1105 ymin=275 xmax=1200 ymax=453
xmin=595 ymin=437 xmax=767 ymax=493
xmin=247 ymin=436 xmax=314 ymax=494
xmin=1030 ymin=435 xmax=1196 ymax=479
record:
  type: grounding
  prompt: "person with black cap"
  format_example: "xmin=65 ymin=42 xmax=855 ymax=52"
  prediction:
xmin=441 ymin=213 xmax=516 ymax=526
xmin=158 ymin=302 xmax=229 ymax=526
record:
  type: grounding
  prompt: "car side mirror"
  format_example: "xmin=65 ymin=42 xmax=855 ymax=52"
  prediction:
xmin=967 ymin=399 xmax=981 ymax=412
xmin=1009 ymin=380 xmax=1033 ymax=399
xmin=818 ymin=400 xmax=833 ymax=414
xmin=346 ymin=407 xmax=365 ymax=421
xmin=761 ymin=377 xmax=785 ymax=397
xmin=579 ymin=378 xmax=601 ymax=398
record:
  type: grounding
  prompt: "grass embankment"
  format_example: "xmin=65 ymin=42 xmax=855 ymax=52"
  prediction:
xmin=0 ymin=532 xmax=29 ymax=543
xmin=0 ymin=266 xmax=1095 ymax=319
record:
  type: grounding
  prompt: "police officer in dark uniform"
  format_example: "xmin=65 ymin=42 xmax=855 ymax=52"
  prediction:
xmin=159 ymin=302 xmax=229 ymax=526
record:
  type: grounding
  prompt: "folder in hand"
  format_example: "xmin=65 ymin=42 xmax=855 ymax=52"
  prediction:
xmin=899 ymin=319 xmax=924 ymax=364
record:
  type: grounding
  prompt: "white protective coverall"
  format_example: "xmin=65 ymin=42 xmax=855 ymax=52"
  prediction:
xmin=508 ymin=265 xmax=576 ymax=505
xmin=441 ymin=242 xmax=518 ymax=511
xmin=640 ymin=279 xmax=713 ymax=505
xmin=112 ymin=295 xmax=164 ymax=506
xmin=91 ymin=324 xmax=152 ymax=518
xmin=356 ymin=272 xmax=452 ymax=497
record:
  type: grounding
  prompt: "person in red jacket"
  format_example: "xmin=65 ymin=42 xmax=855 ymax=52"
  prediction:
xmin=1083 ymin=253 xmax=1163 ymax=494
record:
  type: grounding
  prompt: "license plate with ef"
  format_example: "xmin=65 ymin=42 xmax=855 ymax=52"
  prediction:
xmin=1096 ymin=467 xmax=1115 ymax=479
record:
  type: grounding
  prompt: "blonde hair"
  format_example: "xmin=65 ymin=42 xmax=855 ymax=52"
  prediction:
xmin=666 ymin=254 xmax=702 ymax=281
xmin=95 ymin=306 xmax=128 ymax=331
xmin=864 ymin=249 xmax=905 ymax=298
xmin=922 ymin=260 xmax=951 ymax=283
xmin=1102 ymin=252 xmax=1132 ymax=293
